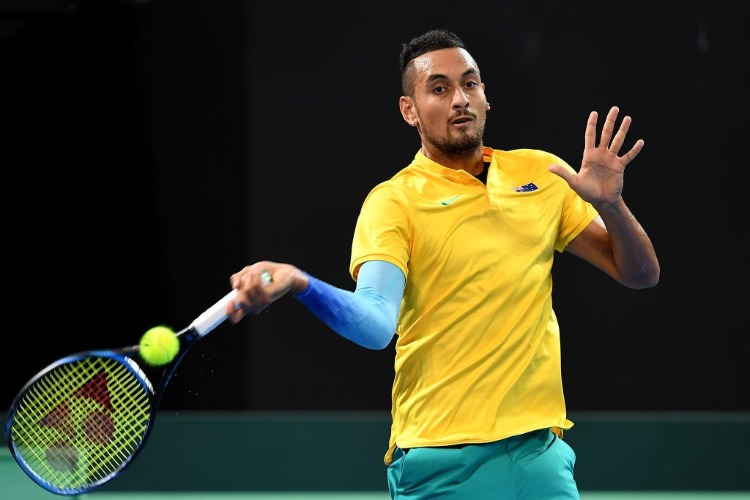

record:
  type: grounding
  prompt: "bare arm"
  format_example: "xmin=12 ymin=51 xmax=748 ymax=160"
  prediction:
xmin=549 ymin=106 xmax=660 ymax=289
xmin=566 ymin=209 xmax=658 ymax=289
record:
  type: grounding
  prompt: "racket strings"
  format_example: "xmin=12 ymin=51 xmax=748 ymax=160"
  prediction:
xmin=9 ymin=356 xmax=153 ymax=494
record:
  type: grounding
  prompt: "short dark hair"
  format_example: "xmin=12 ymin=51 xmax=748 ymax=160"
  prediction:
xmin=399 ymin=29 xmax=466 ymax=95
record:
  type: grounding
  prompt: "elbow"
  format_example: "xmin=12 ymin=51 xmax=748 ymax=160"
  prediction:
xmin=646 ymin=267 xmax=660 ymax=288
xmin=359 ymin=314 xmax=397 ymax=350
xmin=628 ymin=276 xmax=659 ymax=290
xmin=363 ymin=331 xmax=394 ymax=350
xmin=642 ymin=259 xmax=661 ymax=288
xmin=341 ymin=323 xmax=394 ymax=350
xmin=623 ymin=262 xmax=660 ymax=290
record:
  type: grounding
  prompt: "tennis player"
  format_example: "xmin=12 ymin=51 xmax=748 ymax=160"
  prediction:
xmin=228 ymin=29 xmax=660 ymax=499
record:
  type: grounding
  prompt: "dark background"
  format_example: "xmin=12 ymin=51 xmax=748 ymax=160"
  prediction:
xmin=1 ymin=0 xmax=747 ymax=414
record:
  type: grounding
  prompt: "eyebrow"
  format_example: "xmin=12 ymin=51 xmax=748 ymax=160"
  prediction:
xmin=425 ymin=68 xmax=479 ymax=84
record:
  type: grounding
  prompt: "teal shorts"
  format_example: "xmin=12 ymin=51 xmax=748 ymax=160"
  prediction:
xmin=387 ymin=428 xmax=579 ymax=499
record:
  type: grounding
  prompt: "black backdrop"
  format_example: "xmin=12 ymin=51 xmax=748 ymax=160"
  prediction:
xmin=1 ymin=0 xmax=748 ymax=413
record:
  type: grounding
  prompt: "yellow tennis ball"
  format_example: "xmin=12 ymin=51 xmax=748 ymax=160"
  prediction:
xmin=139 ymin=326 xmax=179 ymax=366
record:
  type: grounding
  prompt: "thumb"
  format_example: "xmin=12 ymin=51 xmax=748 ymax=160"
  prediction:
xmin=548 ymin=163 xmax=574 ymax=183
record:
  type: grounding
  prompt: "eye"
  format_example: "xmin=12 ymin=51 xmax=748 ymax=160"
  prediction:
xmin=433 ymin=85 xmax=447 ymax=94
xmin=465 ymin=81 xmax=478 ymax=89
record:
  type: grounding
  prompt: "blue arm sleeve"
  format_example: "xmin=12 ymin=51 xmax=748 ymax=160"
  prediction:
xmin=292 ymin=260 xmax=405 ymax=350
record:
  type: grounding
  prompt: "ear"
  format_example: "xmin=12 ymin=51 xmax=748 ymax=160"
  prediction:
xmin=399 ymin=96 xmax=417 ymax=126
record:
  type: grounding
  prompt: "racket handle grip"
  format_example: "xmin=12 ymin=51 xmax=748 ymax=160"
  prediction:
xmin=191 ymin=289 xmax=238 ymax=336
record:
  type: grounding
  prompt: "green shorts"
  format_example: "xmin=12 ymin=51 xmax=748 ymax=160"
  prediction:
xmin=386 ymin=428 xmax=579 ymax=499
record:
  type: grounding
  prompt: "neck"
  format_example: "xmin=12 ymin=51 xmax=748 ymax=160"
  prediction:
xmin=420 ymin=144 xmax=485 ymax=175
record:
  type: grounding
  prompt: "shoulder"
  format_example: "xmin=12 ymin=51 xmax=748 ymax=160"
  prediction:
xmin=366 ymin=162 xmax=426 ymax=197
xmin=488 ymin=148 xmax=573 ymax=182
xmin=493 ymin=148 xmax=566 ymax=166
xmin=362 ymin=177 xmax=410 ymax=209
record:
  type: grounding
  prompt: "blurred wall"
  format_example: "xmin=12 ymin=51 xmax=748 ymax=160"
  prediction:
xmin=1 ymin=0 xmax=748 ymax=413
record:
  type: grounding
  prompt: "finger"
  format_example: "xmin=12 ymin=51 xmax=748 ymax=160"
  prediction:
xmin=548 ymin=163 xmax=574 ymax=184
xmin=619 ymin=139 xmax=645 ymax=166
xmin=229 ymin=266 xmax=252 ymax=289
xmin=598 ymin=106 xmax=619 ymax=149
xmin=609 ymin=115 xmax=632 ymax=155
xmin=260 ymin=269 xmax=273 ymax=286
xmin=229 ymin=273 xmax=241 ymax=289
xmin=584 ymin=111 xmax=598 ymax=150
xmin=226 ymin=298 xmax=245 ymax=323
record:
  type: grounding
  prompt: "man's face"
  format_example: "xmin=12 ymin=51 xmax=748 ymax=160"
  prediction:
xmin=409 ymin=47 xmax=487 ymax=155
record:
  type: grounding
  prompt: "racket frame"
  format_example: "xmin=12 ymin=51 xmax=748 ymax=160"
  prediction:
xmin=5 ymin=289 xmax=238 ymax=495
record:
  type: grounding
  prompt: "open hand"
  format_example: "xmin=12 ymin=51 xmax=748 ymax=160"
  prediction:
xmin=549 ymin=106 xmax=644 ymax=207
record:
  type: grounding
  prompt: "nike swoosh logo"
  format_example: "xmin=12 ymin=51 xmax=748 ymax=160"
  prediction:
xmin=440 ymin=195 xmax=460 ymax=206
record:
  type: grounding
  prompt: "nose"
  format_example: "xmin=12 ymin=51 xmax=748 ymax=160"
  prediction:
xmin=451 ymin=87 xmax=470 ymax=110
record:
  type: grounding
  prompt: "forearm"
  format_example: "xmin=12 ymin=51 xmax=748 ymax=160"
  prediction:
xmin=595 ymin=199 xmax=660 ymax=289
xmin=293 ymin=262 xmax=404 ymax=350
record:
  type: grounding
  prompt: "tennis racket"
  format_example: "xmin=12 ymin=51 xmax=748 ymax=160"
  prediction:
xmin=5 ymin=286 xmax=247 ymax=495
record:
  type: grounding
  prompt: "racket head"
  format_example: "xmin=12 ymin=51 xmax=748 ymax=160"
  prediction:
xmin=6 ymin=350 xmax=156 ymax=495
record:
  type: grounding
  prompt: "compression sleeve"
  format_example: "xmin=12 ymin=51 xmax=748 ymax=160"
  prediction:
xmin=292 ymin=260 xmax=405 ymax=350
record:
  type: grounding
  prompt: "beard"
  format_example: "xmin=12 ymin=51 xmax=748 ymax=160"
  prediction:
xmin=423 ymin=123 xmax=485 ymax=156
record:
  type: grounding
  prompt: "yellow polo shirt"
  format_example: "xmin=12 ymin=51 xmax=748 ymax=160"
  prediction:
xmin=350 ymin=147 xmax=598 ymax=465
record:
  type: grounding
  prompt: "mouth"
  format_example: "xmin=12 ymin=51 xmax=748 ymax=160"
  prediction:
xmin=451 ymin=115 xmax=475 ymax=126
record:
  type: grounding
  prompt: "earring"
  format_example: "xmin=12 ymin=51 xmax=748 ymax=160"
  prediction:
xmin=486 ymin=102 xmax=491 ymax=109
